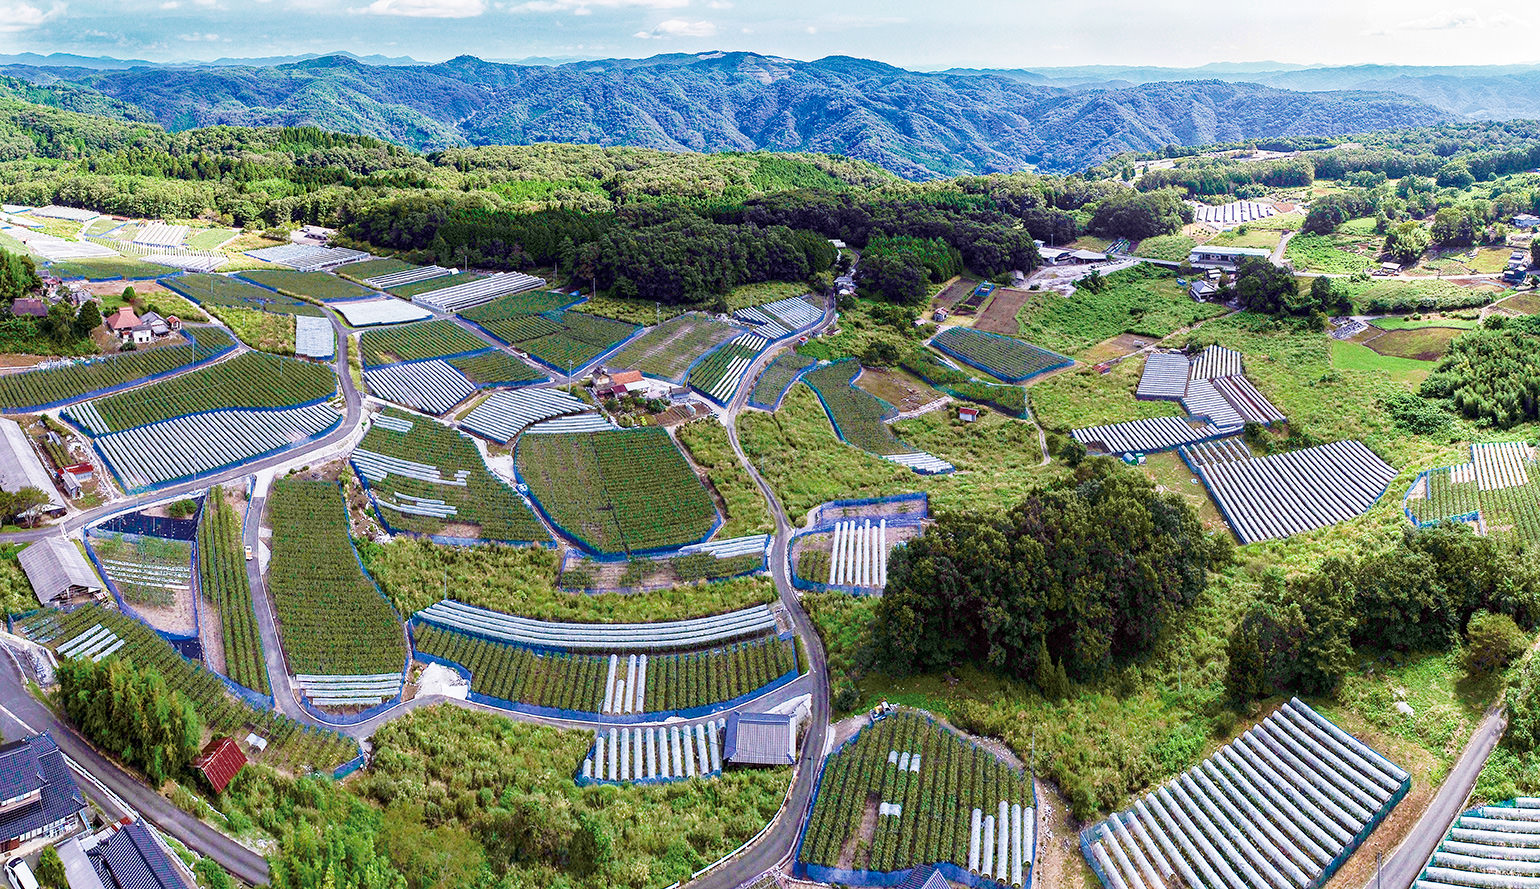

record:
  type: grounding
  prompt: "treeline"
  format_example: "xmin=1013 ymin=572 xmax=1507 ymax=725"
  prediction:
xmin=1137 ymin=156 xmax=1314 ymax=197
xmin=57 ymin=657 xmax=202 ymax=786
xmin=873 ymin=461 xmax=1228 ymax=688
xmin=1420 ymin=316 xmax=1540 ymax=428
xmin=1226 ymin=523 xmax=1540 ymax=701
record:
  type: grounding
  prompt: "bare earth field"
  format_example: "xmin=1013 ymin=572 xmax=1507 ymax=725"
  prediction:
xmin=973 ymin=287 xmax=1034 ymax=335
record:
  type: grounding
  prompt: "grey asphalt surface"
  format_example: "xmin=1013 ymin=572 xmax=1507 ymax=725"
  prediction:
xmin=1360 ymin=707 xmax=1507 ymax=889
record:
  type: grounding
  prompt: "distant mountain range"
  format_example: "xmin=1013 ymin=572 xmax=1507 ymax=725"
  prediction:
xmin=0 ymin=51 xmax=1484 ymax=177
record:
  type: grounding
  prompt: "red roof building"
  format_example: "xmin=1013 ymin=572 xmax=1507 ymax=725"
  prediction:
xmin=957 ymin=406 xmax=980 ymax=422
xmin=192 ymin=737 xmax=247 ymax=794
xmin=104 ymin=308 xmax=139 ymax=333
xmin=11 ymin=298 xmax=46 ymax=318
xmin=609 ymin=370 xmax=643 ymax=386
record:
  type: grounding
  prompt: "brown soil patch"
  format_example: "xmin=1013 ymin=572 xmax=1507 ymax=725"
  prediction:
xmin=1078 ymin=333 xmax=1157 ymax=366
xmin=933 ymin=278 xmax=977 ymax=312
xmin=199 ymin=595 xmax=226 ymax=677
xmin=974 ymin=288 xmax=1034 ymax=336
xmin=855 ymin=367 xmax=942 ymax=413
xmin=838 ymin=791 xmax=882 ymax=871
xmin=1033 ymin=779 xmax=1094 ymax=889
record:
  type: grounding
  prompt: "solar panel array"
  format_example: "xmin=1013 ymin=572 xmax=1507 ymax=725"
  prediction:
xmin=1190 ymin=201 xmax=1277 ymax=226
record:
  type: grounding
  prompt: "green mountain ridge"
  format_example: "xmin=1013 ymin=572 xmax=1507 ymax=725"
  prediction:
xmin=0 ymin=51 xmax=1449 ymax=178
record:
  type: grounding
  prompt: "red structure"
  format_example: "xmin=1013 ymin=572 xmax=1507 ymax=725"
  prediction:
xmin=192 ymin=737 xmax=247 ymax=794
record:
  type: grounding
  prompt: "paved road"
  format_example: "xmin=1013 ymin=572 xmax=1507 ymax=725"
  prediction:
xmin=1361 ymin=707 xmax=1507 ymax=889
xmin=0 ymin=648 xmax=271 ymax=885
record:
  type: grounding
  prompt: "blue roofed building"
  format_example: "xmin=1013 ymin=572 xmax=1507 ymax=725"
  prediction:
xmin=0 ymin=733 xmax=86 ymax=851
xmin=57 ymin=818 xmax=189 ymax=889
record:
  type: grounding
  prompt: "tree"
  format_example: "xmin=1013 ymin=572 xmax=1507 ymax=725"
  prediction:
xmin=1306 ymin=275 xmax=1352 ymax=316
xmin=1531 ymin=238 xmax=1540 ymax=268
xmin=1231 ymin=257 xmax=1299 ymax=316
xmin=1437 ymin=160 xmax=1476 ymax=189
xmin=0 ymin=487 xmax=52 ymax=527
xmin=73 ymin=300 xmax=101 ymax=339
xmin=856 ymin=251 xmax=929 ymax=306
xmin=0 ymin=248 xmax=39 ymax=304
xmin=34 ymin=846 xmax=65 ymax=889
xmin=1462 ymin=611 xmax=1529 ymax=677
xmin=1384 ymin=221 xmax=1430 ymax=264
xmin=1087 ymin=189 xmax=1191 ymax=240
xmin=1431 ymin=207 xmax=1477 ymax=246
xmin=569 ymin=811 xmax=613 ymax=877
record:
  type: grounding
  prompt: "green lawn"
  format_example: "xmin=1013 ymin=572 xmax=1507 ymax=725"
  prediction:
xmin=1015 ymin=265 xmax=1227 ymax=356
xmin=1132 ymin=235 xmax=1195 ymax=262
xmin=51 ymin=256 xmax=171 ymax=281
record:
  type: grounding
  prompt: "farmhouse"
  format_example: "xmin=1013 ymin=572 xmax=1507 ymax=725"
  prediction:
xmin=58 ymin=818 xmax=190 ymax=889
xmin=17 ymin=537 xmax=104 ymax=609
xmin=723 ymin=711 xmax=797 ymax=766
xmin=1188 ymin=279 xmax=1220 ymax=302
xmin=1037 ymin=246 xmax=1072 ymax=265
xmin=1513 ymin=213 xmax=1540 ymax=229
xmin=0 ymin=733 xmax=87 ymax=851
xmin=0 ymin=419 xmax=65 ymax=516
xmin=1188 ymin=245 xmax=1272 ymax=269
xmin=11 ymin=298 xmax=46 ymax=318
xmin=957 ymin=406 xmax=979 ymax=422
xmin=1376 ymin=261 xmax=1402 ymax=276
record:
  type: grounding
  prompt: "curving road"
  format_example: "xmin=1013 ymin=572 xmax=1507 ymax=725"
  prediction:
xmin=0 ymin=297 xmax=843 ymax=889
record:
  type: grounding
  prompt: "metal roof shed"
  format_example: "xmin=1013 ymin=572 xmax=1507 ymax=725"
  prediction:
xmin=56 ymin=835 xmax=109 ymax=889
xmin=193 ymin=737 xmax=247 ymax=794
xmin=897 ymin=865 xmax=950 ymax=889
xmin=722 ymin=712 xmax=796 ymax=766
xmin=18 ymin=537 xmax=103 ymax=609
xmin=0 ymin=419 xmax=64 ymax=514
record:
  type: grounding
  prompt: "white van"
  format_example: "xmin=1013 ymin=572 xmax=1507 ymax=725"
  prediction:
xmin=4 ymin=858 xmax=37 ymax=889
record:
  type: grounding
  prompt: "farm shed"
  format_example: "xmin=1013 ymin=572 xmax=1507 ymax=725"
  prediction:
xmin=0 ymin=418 xmax=64 ymax=515
xmin=723 ymin=712 xmax=796 ymax=766
xmin=11 ymin=298 xmax=45 ymax=318
xmin=1513 ymin=213 xmax=1540 ymax=230
xmin=1188 ymin=245 xmax=1272 ymax=269
xmin=958 ymin=406 xmax=979 ymax=422
xmin=193 ymin=737 xmax=247 ymax=794
xmin=18 ymin=537 xmax=104 ymax=608
xmin=0 ymin=733 xmax=87 ymax=851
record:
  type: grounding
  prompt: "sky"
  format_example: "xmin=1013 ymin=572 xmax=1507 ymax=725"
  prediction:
xmin=0 ymin=0 xmax=1535 ymax=69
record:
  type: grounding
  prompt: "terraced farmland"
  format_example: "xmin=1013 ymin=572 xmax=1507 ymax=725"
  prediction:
xmin=689 ymin=333 xmax=768 ymax=404
xmin=197 ymin=487 xmax=270 ymax=695
xmin=0 ymin=327 xmax=235 ymax=411
xmin=353 ymin=409 xmax=548 ymax=543
xmin=749 ymin=351 xmax=816 ymax=409
xmin=266 ymin=479 xmax=408 ymax=676
xmin=413 ymin=623 xmax=796 ymax=715
xmin=799 ymin=709 xmax=1034 ymax=885
xmin=457 ymin=290 xmax=576 ymax=323
xmin=238 ymin=268 xmax=375 ymax=302
xmin=19 ymin=605 xmax=357 ymax=771
xmin=603 ymin=313 xmax=745 ymax=382
xmin=445 ymin=351 xmax=545 ymax=386
xmin=164 ymin=273 xmax=326 ymax=317
xmin=88 ymin=533 xmax=191 ymax=608
xmin=931 ymin=327 xmax=1072 ymax=383
xmin=64 ymin=351 xmax=338 ymax=434
xmin=462 ymin=300 xmax=639 ymax=372
xmin=1406 ymin=441 xmax=1540 ymax=540
xmin=802 ymin=360 xmax=907 ymax=456
xmin=515 ymin=427 xmax=718 ymax=554
xmin=359 ymin=320 xmax=491 ymax=367
xmin=900 ymin=348 xmax=1029 ymax=417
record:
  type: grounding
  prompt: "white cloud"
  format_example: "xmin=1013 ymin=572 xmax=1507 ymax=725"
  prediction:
xmin=358 ymin=0 xmax=486 ymax=16
xmin=512 ymin=0 xmax=686 ymax=13
xmin=177 ymin=31 xmax=223 ymax=40
xmin=0 ymin=0 xmax=63 ymax=32
xmin=1368 ymin=7 xmax=1524 ymax=34
xmin=634 ymin=17 xmax=715 ymax=38
xmin=705 ymin=0 xmax=731 ymax=7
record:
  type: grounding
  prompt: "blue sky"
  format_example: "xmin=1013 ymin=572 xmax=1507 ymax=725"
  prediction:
xmin=0 ymin=0 xmax=1533 ymax=69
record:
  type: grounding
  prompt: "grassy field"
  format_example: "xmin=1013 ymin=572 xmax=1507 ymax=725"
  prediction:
xmin=729 ymin=280 xmax=810 ymax=311
xmin=1284 ymin=233 xmax=1375 ymax=275
xmin=239 ymin=269 xmax=375 ymax=302
xmin=1206 ymin=227 xmax=1283 ymax=250
xmin=216 ymin=306 xmax=296 ymax=355
xmin=675 ymin=417 xmax=775 ymax=538
xmin=1015 ymin=266 xmax=1226 ymax=356
xmin=1345 ymin=278 xmax=1500 ymax=313
xmin=798 ymin=296 xmax=925 ymax=364
xmin=1030 ymin=356 xmax=1186 ymax=431
xmin=1132 ymin=235 xmax=1194 ymax=261
xmin=1362 ymin=326 xmax=1462 ymax=361
xmin=602 ymin=313 xmax=743 ymax=382
xmin=184 ymin=228 xmax=237 ymax=250
xmin=1328 ymin=339 xmax=1437 ymax=385
xmin=51 ymin=256 xmax=171 ymax=281
xmin=1371 ymin=315 xmax=1481 ymax=330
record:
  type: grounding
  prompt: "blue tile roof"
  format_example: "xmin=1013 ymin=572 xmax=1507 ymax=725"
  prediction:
xmin=92 ymin=820 xmax=189 ymax=889
xmin=0 ymin=734 xmax=84 ymax=844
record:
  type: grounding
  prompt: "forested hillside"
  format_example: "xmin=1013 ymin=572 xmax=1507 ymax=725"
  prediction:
xmin=0 ymin=52 xmax=1448 ymax=177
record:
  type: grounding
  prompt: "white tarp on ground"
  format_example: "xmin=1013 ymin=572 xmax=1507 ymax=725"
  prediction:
xmin=3 ymin=227 xmax=118 ymax=261
xmin=333 ymin=298 xmax=434 ymax=327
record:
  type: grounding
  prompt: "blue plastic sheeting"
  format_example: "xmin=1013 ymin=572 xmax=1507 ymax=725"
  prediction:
xmin=804 ymin=493 xmax=930 ymax=534
xmin=349 ymin=459 xmax=554 ymax=549
xmin=412 ymin=646 xmax=801 ymax=725
xmin=297 ymin=692 xmax=403 ymax=727
xmin=92 ymin=510 xmax=200 ymax=541
xmin=82 ymin=527 xmax=203 ymax=644
xmin=333 ymin=754 xmax=367 ymax=780
xmin=930 ymin=329 xmax=1073 ymax=385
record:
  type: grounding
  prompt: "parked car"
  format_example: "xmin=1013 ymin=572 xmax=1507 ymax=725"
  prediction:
xmin=6 ymin=858 xmax=38 ymax=889
xmin=244 ymin=545 xmax=254 ymax=561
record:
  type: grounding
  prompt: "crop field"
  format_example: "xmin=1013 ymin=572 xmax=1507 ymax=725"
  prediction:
xmin=445 ymin=351 xmax=545 ymax=386
xmin=359 ymin=320 xmax=490 ymax=366
xmin=799 ymin=709 xmax=1034 ymax=882
xmin=1361 ymin=326 xmax=1461 ymax=361
xmin=238 ymin=268 xmax=375 ymax=302
xmin=163 ymin=273 xmax=326 ymax=317
xmin=1284 ymin=233 xmax=1375 ymax=275
xmin=1133 ymin=235 xmax=1196 ymax=261
xmin=197 ymin=487 xmax=270 ymax=695
xmin=1206 ymin=227 xmax=1284 ymax=250
xmin=388 ymin=272 xmax=477 ymax=298
xmin=689 ymin=334 xmax=768 ymax=403
xmin=19 ymin=605 xmax=356 ymax=771
xmin=749 ymin=351 xmax=817 ymax=408
xmin=603 ymin=313 xmax=744 ymax=382
xmin=460 ymin=296 xmax=640 ymax=372
xmin=0 ymin=327 xmax=234 ymax=411
xmin=936 ymin=328 xmax=1078 ymax=386
xmin=335 ymin=257 xmax=413 ymax=282
xmin=458 ymin=290 xmax=577 ymax=322
xmin=64 ymin=351 xmax=337 ymax=434
xmin=676 ymin=417 xmax=775 ymax=538
xmin=802 ymin=361 xmax=908 ymax=456
xmin=266 ymin=478 xmax=408 ymax=676
xmin=515 ymin=427 xmax=718 ymax=554
xmin=51 ymin=256 xmax=172 ymax=281
xmin=413 ymin=622 xmax=796 ymax=714
xmin=89 ymin=533 xmax=191 ymax=608
xmin=900 ymin=348 xmax=1028 ymax=417
xmin=354 ymin=409 xmax=547 ymax=542
xmin=1015 ymin=266 xmax=1225 ymax=355
xmin=1407 ymin=443 xmax=1540 ymax=540
xmin=184 ymin=228 xmax=236 ymax=250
